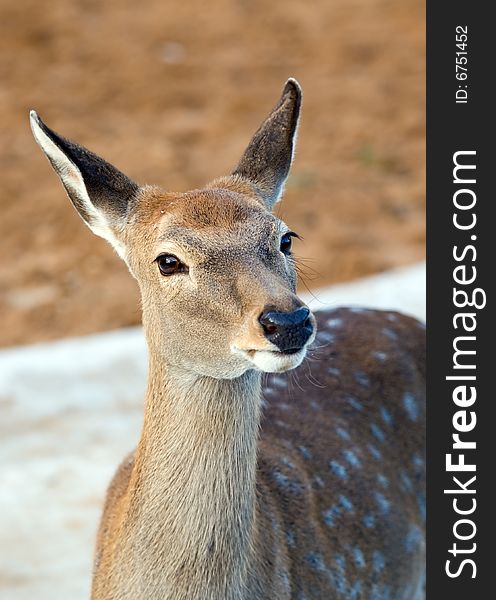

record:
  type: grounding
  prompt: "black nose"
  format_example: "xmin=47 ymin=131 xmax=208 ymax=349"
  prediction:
xmin=259 ymin=306 xmax=314 ymax=353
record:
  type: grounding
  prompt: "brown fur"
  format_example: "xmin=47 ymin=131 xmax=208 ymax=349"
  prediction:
xmin=30 ymin=79 xmax=425 ymax=599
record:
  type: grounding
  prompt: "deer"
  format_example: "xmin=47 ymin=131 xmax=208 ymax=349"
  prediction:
xmin=30 ymin=79 xmax=425 ymax=600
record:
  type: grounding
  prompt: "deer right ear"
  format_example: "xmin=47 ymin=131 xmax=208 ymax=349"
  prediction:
xmin=232 ymin=78 xmax=302 ymax=210
xmin=30 ymin=111 xmax=139 ymax=258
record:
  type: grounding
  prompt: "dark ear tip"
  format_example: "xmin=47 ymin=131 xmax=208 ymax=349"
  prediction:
xmin=283 ymin=78 xmax=302 ymax=101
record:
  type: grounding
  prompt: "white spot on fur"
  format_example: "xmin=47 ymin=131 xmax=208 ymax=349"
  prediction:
xmin=343 ymin=449 xmax=361 ymax=468
xmin=317 ymin=331 xmax=335 ymax=344
xmin=281 ymin=456 xmax=295 ymax=469
xmin=314 ymin=476 xmax=325 ymax=488
xmin=336 ymin=427 xmax=351 ymax=442
xmin=403 ymin=392 xmax=419 ymax=421
xmin=298 ymin=446 xmax=312 ymax=460
xmin=286 ymin=529 xmax=296 ymax=547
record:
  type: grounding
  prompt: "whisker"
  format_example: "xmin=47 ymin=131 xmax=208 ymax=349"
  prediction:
xmin=289 ymin=368 xmax=305 ymax=394
xmin=303 ymin=358 xmax=326 ymax=389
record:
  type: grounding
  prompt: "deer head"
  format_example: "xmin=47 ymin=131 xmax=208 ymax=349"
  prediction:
xmin=30 ymin=79 xmax=316 ymax=379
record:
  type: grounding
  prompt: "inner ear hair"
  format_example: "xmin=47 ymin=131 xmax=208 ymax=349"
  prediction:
xmin=30 ymin=111 xmax=138 ymax=253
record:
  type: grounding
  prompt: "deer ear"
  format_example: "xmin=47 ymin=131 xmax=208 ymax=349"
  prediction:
xmin=30 ymin=111 xmax=139 ymax=257
xmin=232 ymin=78 xmax=302 ymax=210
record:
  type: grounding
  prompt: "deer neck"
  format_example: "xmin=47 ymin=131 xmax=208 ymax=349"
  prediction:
xmin=128 ymin=355 xmax=262 ymax=598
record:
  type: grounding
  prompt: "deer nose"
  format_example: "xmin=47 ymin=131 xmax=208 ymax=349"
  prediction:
xmin=259 ymin=307 xmax=313 ymax=353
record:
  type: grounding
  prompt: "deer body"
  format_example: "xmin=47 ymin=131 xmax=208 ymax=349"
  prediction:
xmin=30 ymin=80 xmax=425 ymax=599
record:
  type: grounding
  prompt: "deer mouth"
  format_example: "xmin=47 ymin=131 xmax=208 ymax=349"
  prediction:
xmin=232 ymin=319 xmax=316 ymax=372
xmin=244 ymin=347 xmax=302 ymax=357
xmin=234 ymin=346 xmax=307 ymax=373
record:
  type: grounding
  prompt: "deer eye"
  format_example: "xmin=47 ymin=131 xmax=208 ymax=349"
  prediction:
xmin=280 ymin=232 xmax=296 ymax=255
xmin=156 ymin=254 xmax=186 ymax=276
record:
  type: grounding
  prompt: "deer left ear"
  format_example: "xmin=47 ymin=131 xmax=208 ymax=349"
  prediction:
xmin=232 ymin=78 xmax=302 ymax=210
xmin=29 ymin=111 xmax=139 ymax=258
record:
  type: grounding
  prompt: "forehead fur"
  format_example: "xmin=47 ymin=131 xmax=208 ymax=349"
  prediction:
xmin=170 ymin=190 xmax=265 ymax=229
xmin=132 ymin=178 xmax=276 ymax=237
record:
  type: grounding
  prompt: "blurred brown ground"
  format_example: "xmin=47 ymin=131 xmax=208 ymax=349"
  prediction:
xmin=0 ymin=0 xmax=425 ymax=347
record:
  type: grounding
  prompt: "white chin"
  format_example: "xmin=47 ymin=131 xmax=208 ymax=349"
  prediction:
xmin=249 ymin=349 xmax=306 ymax=373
